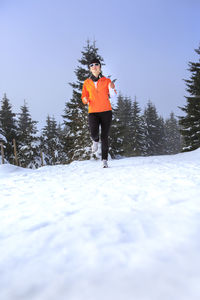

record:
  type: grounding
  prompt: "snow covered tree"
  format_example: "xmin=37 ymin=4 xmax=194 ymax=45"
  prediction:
xmin=62 ymin=40 xmax=104 ymax=163
xmin=122 ymin=96 xmax=135 ymax=156
xmin=17 ymin=101 xmax=40 ymax=168
xmin=109 ymin=93 xmax=125 ymax=158
xmin=157 ymin=116 xmax=167 ymax=155
xmin=179 ymin=45 xmax=200 ymax=151
xmin=110 ymin=94 xmax=133 ymax=157
xmin=0 ymin=94 xmax=17 ymax=163
xmin=131 ymin=97 xmax=145 ymax=156
xmin=41 ymin=116 xmax=65 ymax=165
xmin=165 ymin=112 xmax=182 ymax=154
xmin=114 ymin=94 xmax=132 ymax=156
xmin=57 ymin=123 xmax=68 ymax=164
xmin=110 ymin=95 xmax=145 ymax=157
xmin=143 ymin=101 xmax=165 ymax=155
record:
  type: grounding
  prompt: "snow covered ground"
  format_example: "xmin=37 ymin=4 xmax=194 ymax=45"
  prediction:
xmin=1 ymin=150 xmax=200 ymax=300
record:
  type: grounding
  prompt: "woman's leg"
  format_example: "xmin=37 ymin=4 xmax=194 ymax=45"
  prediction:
xmin=99 ymin=111 xmax=112 ymax=160
xmin=88 ymin=113 xmax=100 ymax=142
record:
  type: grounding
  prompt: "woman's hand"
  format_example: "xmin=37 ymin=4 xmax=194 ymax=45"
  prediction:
xmin=83 ymin=97 xmax=89 ymax=104
xmin=109 ymin=82 xmax=115 ymax=89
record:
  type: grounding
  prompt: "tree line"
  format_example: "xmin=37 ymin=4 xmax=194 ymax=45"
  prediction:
xmin=0 ymin=91 xmax=182 ymax=168
xmin=1 ymin=40 xmax=200 ymax=168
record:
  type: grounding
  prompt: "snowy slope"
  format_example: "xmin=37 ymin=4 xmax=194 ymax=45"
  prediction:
xmin=0 ymin=151 xmax=200 ymax=300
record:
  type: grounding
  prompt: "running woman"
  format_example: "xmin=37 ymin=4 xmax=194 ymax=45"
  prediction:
xmin=82 ymin=58 xmax=115 ymax=168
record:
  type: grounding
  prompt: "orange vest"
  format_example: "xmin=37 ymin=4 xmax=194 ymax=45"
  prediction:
xmin=82 ymin=77 xmax=112 ymax=113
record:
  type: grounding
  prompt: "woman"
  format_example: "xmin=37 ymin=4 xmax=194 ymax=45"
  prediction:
xmin=82 ymin=58 xmax=115 ymax=168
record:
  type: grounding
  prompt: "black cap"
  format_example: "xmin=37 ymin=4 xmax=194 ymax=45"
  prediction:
xmin=88 ymin=57 xmax=101 ymax=67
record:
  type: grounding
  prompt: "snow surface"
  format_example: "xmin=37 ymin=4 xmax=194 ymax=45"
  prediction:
xmin=1 ymin=150 xmax=200 ymax=300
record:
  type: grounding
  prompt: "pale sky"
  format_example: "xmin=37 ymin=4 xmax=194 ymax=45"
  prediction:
xmin=0 ymin=0 xmax=200 ymax=129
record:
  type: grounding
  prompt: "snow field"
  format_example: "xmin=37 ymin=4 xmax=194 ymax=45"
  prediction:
xmin=0 ymin=150 xmax=200 ymax=300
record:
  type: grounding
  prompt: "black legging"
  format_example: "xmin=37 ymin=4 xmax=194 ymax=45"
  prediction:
xmin=88 ymin=111 xmax=112 ymax=160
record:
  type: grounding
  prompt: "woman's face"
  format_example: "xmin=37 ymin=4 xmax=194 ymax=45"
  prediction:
xmin=90 ymin=63 xmax=101 ymax=77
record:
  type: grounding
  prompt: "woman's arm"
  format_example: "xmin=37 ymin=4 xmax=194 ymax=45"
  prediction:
xmin=82 ymin=82 xmax=89 ymax=104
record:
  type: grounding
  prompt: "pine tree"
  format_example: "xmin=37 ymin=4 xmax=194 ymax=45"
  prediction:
xmin=123 ymin=96 xmax=134 ymax=156
xmin=41 ymin=116 xmax=64 ymax=165
xmin=115 ymin=94 xmax=133 ymax=156
xmin=131 ymin=97 xmax=145 ymax=156
xmin=143 ymin=101 xmax=164 ymax=156
xmin=157 ymin=116 xmax=166 ymax=155
xmin=62 ymin=40 xmax=104 ymax=163
xmin=179 ymin=45 xmax=200 ymax=151
xmin=165 ymin=112 xmax=182 ymax=154
xmin=17 ymin=101 xmax=40 ymax=168
xmin=110 ymin=94 xmax=145 ymax=157
xmin=0 ymin=94 xmax=17 ymax=163
xmin=109 ymin=93 xmax=125 ymax=158
xmin=57 ymin=122 xmax=68 ymax=164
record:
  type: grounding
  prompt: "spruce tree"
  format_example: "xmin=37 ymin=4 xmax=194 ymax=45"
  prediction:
xmin=109 ymin=93 xmax=125 ymax=158
xmin=0 ymin=94 xmax=17 ymax=163
xmin=17 ymin=101 xmax=40 ymax=168
xmin=113 ymin=94 xmax=133 ymax=156
xmin=123 ymin=96 xmax=134 ymax=156
xmin=143 ymin=101 xmax=164 ymax=156
xmin=110 ymin=94 xmax=145 ymax=157
xmin=157 ymin=116 xmax=166 ymax=155
xmin=41 ymin=116 xmax=64 ymax=165
xmin=165 ymin=112 xmax=182 ymax=154
xmin=62 ymin=40 xmax=104 ymax=163
xmin=131 ymin=97 xmax=145 ymax=156
xmin=179 ymin=45 xmax=200 ymax=151
xmin=57 ymin=123 xmax=68 ymax=164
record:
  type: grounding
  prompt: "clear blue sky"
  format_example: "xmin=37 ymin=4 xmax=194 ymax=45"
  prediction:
xmin=0 ymin=0 xmax=200 ymax=129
